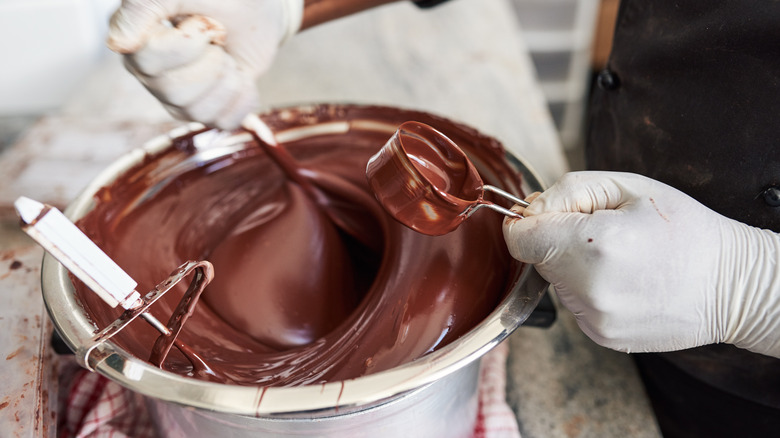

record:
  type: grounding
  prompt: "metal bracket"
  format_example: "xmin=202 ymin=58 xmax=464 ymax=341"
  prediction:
xmin=74 ymin=260 xmax=209 ymax=371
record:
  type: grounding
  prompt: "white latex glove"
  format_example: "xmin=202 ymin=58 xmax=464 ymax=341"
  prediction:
xmin=107 ymin=0 xmax=304 ymax=129
xmin=503 ymin=171 xmax=780 ymax=358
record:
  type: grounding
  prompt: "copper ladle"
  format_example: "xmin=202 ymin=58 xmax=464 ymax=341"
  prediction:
xmin=366 ymin=121 xmax=529 ymax=236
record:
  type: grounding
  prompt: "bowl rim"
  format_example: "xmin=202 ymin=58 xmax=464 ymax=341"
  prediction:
xmin=41 ymin=104 xmax=548 ymax=417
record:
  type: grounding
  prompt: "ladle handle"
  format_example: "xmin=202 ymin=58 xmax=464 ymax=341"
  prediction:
xmin=468 ymin=186 xmax=532 ymax=219
xmin=483 ymin=185 xmax=530 ymax=208
xmin=478 ymin=202 xmax=523 ymax=219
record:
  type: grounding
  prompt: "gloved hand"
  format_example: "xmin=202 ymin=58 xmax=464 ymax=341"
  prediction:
xmin=503 ymin=171 xmax=780 ymax=358
xmin=107 ymin=0 xmax=304 ymax=129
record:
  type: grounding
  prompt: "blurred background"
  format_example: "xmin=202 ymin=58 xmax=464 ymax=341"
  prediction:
xmin=511 ymin=0 xmax=619 ymax=169
xmin=0 ymin=0 xmax=118 ymax=146
xmin=0 ymin=0 xmax=619 ymax=169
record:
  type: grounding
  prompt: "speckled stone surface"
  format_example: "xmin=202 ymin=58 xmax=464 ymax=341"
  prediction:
xmin=506 ymin=292 xmax=662 ymax=438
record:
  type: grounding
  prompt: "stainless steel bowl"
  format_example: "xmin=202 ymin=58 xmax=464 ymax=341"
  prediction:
xmin=41 ymin=104 xmax=548 ymax=438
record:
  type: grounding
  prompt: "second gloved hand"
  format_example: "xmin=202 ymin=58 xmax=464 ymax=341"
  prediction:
xmin=107 ymin=0 xmax=304 ymax=129
xmin=503 ymin=171 xmax=780 ymax=357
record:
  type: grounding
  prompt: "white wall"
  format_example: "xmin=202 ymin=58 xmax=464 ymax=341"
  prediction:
xmin=0 ymin=0 xmax=119 ymax=115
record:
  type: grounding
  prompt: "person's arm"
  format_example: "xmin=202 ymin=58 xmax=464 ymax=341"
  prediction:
xmin=300 ymin=0 xmax=452 ymax=29
xmin=301 ymin=0 xmax=401 ymax=30
xmin=503 ymin=171 xmax=780 ymax=358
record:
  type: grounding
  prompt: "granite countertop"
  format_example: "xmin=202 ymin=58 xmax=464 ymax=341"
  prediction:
xmin=0 ymin=0 xmax=660 ymax=436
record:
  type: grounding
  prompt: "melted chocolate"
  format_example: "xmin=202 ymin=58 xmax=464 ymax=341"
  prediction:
xmin=74 ymin=105 xmax=523 ymax=387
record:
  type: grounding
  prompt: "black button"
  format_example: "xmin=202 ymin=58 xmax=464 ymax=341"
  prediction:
xmin=597 ymin=69 xmax=620 ymax=91
xmin=413 ymin=0 xmax=450 ymax=8
xmin=763 ymin=186 xmax=780 ymax=207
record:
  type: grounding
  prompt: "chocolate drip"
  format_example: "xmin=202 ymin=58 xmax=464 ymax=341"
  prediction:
xmin=149 ymin=261 xmax=214 ymax=371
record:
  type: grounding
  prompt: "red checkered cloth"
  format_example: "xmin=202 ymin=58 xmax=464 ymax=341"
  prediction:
xmin=60 ymin=343 xmax=520 ymax=438
xmin=473 ymin=342 xmax=522 ymax=438
xmin=59 ymin=369 xmax=156 ymax=438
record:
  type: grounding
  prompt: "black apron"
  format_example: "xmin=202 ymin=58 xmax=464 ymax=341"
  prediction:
xmin=588 ymin=1 xmax=780 ymax=436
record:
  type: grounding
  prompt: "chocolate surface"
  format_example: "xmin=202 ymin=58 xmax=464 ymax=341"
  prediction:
xmin=74 ymin=105 xmax=524 ymax=387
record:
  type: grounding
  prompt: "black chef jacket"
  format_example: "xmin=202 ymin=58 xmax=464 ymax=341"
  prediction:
xmin=588 ymin=1 xmax=780 ymax=437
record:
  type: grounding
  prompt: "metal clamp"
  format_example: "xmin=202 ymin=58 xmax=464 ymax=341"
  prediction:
xmin=75 ymin=260 xmax=212 ymax=371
